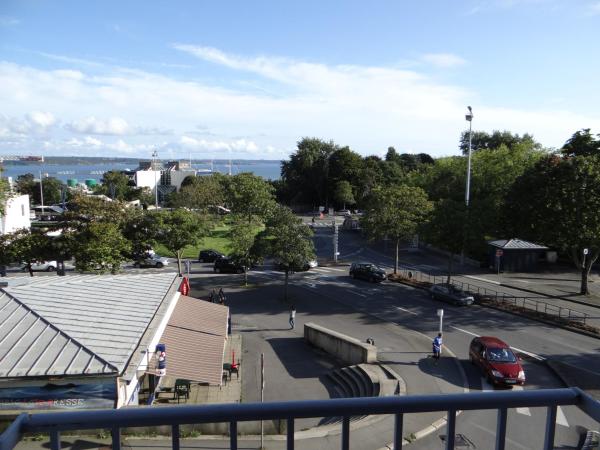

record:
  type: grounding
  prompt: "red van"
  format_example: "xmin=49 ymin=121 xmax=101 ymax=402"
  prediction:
xmin=469 ymin=336 xmax=525 ymax=386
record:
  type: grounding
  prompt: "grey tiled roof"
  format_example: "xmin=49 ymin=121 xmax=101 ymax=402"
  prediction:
xmin=0 ymin=273 xmax=178 ymax=379
xmin=488 ymin=238 xmax=548 ymax=250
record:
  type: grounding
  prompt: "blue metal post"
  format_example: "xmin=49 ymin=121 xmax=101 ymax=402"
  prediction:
xmin=230 ymin=421 xmax=237 ymax=450
xmin=543 ymin=405 xmax=557 ymax=450
xmin=393 ymin=413 xmax=404 ymax=449
xmin=445 ymin=409 xmax=456 ymax=450
xmin=171 ymin=425 xmax=180 ymax=450
xmin=495 ymin=408 xmax=507 ymax=450
xmin=287 ymin=418 xmax=294 ymax=450
xmin=341 ymin=416 xmax=350 ymax=450
xmin=111 ymin=427 xmax=121 ymax=450
xmin=50 ymin=431 xmax=60 ymax=450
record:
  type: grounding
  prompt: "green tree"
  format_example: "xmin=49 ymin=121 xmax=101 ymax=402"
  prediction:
xmin=459 ymin=130 xmax=540 ymax=155
xmin=561 ymin=129 xmax=600 ymax=157
xmin=422 ymin=199 xmax=467 ymax=283
xmin=15 ymin=174 xmax=64 ymax=205
xmin=228 ymin=215 xmax=262 ymax=286
xmin=168 ymin=174 xmax=226 ymax=211
xmin=154 ymin=209 xmax=210 ymax=275
xmin=62 ymin=195 xmax=130 ymax=230
xmin=72 ymin=222 xmax=130 ymax=274
xmin=0 ymin=169 xmax=9 ymax=216
xmin=96 ymin=171 xmax=133 ymax=200
xmin=281 ymin=137 xmax=338 ymax=207
xmin=122 ymin=209 xmax=161 ymax=258
xmin=225 ymin=173 xmax=276 ymax=223
xmin=505 ymin=154 xmax=600 ymax=294
xmin=333 ymin=180 xmax=355 ymax=209
xmin=361 ymin=185 xmax=432 ymax=274
xmin=3 ymin=229 xmax=51 ymax=276
xmin=255 ymin=206 xmax=315 ymax=301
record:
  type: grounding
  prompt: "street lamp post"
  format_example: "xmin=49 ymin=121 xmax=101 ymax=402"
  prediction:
xmin=152 ymin=150 xmax=159 ymax=209
xmin=465 ymin=106 xmax=474 ymax=207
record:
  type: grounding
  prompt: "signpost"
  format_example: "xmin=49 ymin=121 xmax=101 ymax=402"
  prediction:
xmin=333 ymin=221 xmax=339 ymax=263
xmin=495 ymin=249 xmax=503 ymax=279
xmin=260 ymin=353 xmax=265 ymax=448
xmin=437 ymin=309 xmax=444 ymax=334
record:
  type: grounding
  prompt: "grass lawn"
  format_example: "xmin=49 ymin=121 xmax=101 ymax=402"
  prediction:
xmin=155 ymin=222 xmax=262 ymax=260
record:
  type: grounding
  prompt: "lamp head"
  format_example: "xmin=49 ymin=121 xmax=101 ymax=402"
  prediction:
xmin=465 ymin=106 xmax=473 ymax=122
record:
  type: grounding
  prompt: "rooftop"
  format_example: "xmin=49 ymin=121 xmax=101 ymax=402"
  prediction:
xmin=0 ymin=273 xmax=178 ymax=379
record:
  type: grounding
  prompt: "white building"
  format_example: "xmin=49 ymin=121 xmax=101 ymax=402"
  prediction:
xmin=0 ymin=194 xmax=31 ymax=235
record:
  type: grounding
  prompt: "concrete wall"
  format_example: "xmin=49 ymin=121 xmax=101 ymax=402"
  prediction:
xmin=304 ymin=322 xmax=376 ymax=365
xmin=0 ymin=194 xmax=31 ymax=235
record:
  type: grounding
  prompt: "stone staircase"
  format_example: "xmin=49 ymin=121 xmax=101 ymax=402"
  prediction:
xmin=320 ymin=363 xmax=403 ymax=426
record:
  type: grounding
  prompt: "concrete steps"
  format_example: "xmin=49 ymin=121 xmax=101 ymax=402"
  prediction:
xmin=322 ymin=363 xmax=403 ymax=426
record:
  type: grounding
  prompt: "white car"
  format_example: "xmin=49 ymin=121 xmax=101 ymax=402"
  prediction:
xmin=133 ymin=255 xmax=169 ymax=268
xmin=22 ymin=261 xmax=58 ymax=272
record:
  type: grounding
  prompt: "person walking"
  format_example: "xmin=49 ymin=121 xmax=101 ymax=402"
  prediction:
xmin=432 ymin=333 xmax=443 ymax=363
xmin=218 ymin=288 xmax=226 ymax=305
xmin=289 ymin=305 xmax=296 ymax=329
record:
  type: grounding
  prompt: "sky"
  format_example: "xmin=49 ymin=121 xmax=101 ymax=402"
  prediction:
xmin=1 ymin=0 xmax=599 ymax=161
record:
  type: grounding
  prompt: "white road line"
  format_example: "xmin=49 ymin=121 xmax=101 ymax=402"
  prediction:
xmin=464 ymin=275 xmax=501 ymax=285
xmin=396 ymin=306 xmax=418 ymax=316
xmin=450 ymin=326 xmax=480 ymax=338
xmin=556 ymin=406 xmax=569 ymax=427
xmin=322 ymin=267 xmax=347 ymax=272
xmin=353 ymin=292 xmax=368 ymax=298
xmin=449 ymin=327 xmax=545 ymax=361
xmin=512 ymin=386 xmax=532 ymax=416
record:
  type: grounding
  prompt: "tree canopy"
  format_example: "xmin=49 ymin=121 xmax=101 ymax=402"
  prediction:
xmin=361 ymin=184 xmax=432 ymax=273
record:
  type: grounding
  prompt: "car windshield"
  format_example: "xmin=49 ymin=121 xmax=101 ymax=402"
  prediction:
xmin=366 ymin=264 xmax=381 ymax=271
xmin=487 ymin=347 xmax=517 ymax=363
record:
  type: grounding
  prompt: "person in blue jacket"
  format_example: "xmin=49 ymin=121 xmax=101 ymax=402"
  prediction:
xmin=432 ymin=333 xmax=443 ymax=362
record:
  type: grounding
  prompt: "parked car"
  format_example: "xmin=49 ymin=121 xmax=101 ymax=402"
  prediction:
xmin=469 ymin=336 xmax=525 ymax=386
xmin=429 ymin=283 xmax=475 ymax=306
xmin=21 ymin=261 xmax=58 ymax=272
xmin=133 ymin=254 xmax=169 ymax=268
xmin=198 ymin=249 xmax=225 ymax=263
xmin=274 ymin=259 xmax=318 ymax=272
xmin=349 ymin=262 xmax=387 ymax=283
xmin=337 ymin=209 xmax=352 ymax=216
xmin=214 ymin=257 xmax=245 ymax=274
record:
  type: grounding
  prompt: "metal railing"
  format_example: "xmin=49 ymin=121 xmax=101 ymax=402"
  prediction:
xmin=1 ymin=388 xmax=599 ymax=450
xmin=395 ymin=267 xmax=590 ymax=325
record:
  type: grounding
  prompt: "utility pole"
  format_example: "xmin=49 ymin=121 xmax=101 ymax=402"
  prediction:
xmin=461 ymin=106 xmax=474 ymax=265
xmin=260 ymin=353 xmax=265 ymax=449
xmin=39 ymin=170 xmax=45 ymax=215
xmin=152 ymin=150 xmax=159 ymax=209
xmin=333 ymin=220 xmax=339 ymax=263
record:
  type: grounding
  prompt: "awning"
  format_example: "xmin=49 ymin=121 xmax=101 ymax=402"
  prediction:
xmin=156 ymin=295 xmax=229 ymax=385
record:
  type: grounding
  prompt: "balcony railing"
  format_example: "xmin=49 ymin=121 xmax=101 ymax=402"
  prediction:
xmin=1 ymin=388 xmax=599 ymax=450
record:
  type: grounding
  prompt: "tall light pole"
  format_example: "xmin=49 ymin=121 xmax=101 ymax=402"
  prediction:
xmin=152 ymin=150 xmax=159 ymax=209
xmin=464 ymin=106 xmax=474 ymax=207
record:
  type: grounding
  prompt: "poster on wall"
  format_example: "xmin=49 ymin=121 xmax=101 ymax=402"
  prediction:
xmin=0 ymin=382 xmax=117 ymax=410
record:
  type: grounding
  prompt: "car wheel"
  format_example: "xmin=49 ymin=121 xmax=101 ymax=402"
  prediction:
xmin=156 ymin=262 xmax=164 ymax=268
xmin=469 ymin=354 xmax=475 ymax=365
xmin=46 ymin=266 xmax=55 ymax=272
xmin=370 ymin=276 xmax=375 ymax=283
xmin=215 ymin=267 xmax=220 ymax=273
xmin=133 ymin=262 xmax=139 ymax=268
xmin=237 ymin=268 xmax=243 ymax=274
xmin=199 ymin=258 xmax=205 ymax=263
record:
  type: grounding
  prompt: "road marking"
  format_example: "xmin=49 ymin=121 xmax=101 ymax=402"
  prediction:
xmin=556 ymin=406 xmax=569 ymax=427
xmin=449 ymin=327 xmax=545 ymax=361
xmin=464 ymin=275 xmax=501 ymax=285
xmin=512 ymin=386 xmax=532 ymax=416
xmin=395 ymin=306 xmax=418 ymax=316
xmin=353 ymin=292 xmax=368 ymax=298
xmin=450 ymin=326 xmax=480 ymax=337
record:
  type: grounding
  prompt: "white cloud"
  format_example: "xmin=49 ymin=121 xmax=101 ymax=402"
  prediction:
xmin=1 ymin=47 xmax=599 ymax=159
xmin=588 ymin=1 xmax=600 ymax=15
xmin=420 ymin=53 xmax=467 ymax=68
xmin=0 ymin=16 xmax=19 ymax=27
xmin=66 ymin=116 xmax=131 ymax=135
xmin=27 ymin=111 xmax=56 ymax=129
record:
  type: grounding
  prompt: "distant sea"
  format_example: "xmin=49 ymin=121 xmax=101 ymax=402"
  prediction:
xmin=1 ymin=157 xmax=282 ymax=183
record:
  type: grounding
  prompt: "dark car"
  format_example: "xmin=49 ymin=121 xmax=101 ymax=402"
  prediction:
xmin=214 ymin=257 xmax=245 ymax=274
xmin=199 ymin=249 xmax=225 ymax=263
xmin=349 ymin=262 xmax=387 ymax=283
xmin=274 ymin=259 xmax=318 ymax=272
xmin=469 ymin=336 xmax=525 ymax=386
xmin=429 ymin=283 xmax=474 ymax=306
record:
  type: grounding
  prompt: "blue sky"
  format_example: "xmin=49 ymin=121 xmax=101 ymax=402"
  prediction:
xmin=1 ymin=0 xmax=599 ymax=160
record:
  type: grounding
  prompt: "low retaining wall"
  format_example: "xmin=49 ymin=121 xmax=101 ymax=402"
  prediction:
xmin=304 ymin=322 xmax=377 ymax=365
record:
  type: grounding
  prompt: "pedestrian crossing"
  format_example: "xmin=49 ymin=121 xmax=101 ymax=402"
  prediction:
xmin=481 ymin=380 xmax=569 ymax=427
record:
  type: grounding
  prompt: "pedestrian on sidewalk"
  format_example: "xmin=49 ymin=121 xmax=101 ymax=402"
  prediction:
xmin=289 ymin=305 xmax=296 ymax=329
xmin=218 ymin=288 xmax=226 ymax=305
xmin=432 ymin=333 xmax=443 ymax=363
